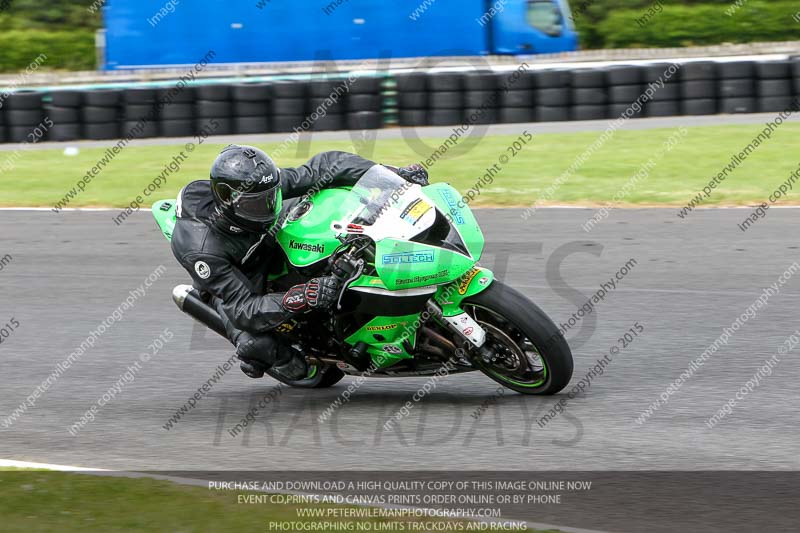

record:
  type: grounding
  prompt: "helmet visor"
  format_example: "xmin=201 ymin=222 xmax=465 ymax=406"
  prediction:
xmin=216 ymin=183 xmax=280 ymax=223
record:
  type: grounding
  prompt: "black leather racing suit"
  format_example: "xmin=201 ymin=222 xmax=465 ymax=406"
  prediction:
xmin=170 ymin=151 xmax=375 ymax=360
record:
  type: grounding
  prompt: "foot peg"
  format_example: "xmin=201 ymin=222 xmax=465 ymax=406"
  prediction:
xmin=344 ymin=341 xmax=371 ymax=371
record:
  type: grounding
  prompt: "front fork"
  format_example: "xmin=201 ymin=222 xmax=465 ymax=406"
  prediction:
xmin=428 ymin=266 xmax=496 ymax=361
xmin=425 ymin=300 xmax=486 ymax=348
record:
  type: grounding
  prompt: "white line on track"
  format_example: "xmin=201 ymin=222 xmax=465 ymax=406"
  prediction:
xmin=0 ymin=459 xmax=611 ymax=533
xmin=0 ymin=459 xmax=108 ymax=471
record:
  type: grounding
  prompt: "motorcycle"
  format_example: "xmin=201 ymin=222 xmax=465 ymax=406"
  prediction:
xmin=152 ymin=165 xmax=572 ymax=394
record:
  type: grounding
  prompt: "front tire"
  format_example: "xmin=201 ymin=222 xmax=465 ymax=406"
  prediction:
xmin=463 ymin=281 xmax=573 ymax=395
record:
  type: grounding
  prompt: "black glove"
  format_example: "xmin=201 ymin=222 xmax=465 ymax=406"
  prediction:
xmin=282 ymin=276 xmax=340 ymax=312
xmin=396 ymin=163 xmax=429 ymax=186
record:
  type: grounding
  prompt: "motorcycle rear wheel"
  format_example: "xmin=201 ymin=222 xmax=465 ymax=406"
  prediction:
xmin=462 ymin=281 xmax=573 ymax=395
xmin=266 ymin=364 xmax=345 ymax=388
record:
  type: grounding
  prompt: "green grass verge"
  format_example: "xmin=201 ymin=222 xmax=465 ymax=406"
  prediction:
xmin=0 ymin=470 xmax=557 ymax=533
xmin=1 ymin=122 xmax=798 ymax=208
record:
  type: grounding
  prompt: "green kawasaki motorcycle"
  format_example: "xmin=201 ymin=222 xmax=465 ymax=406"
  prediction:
xmin=152 ymin=165 xmax=572 ymax=394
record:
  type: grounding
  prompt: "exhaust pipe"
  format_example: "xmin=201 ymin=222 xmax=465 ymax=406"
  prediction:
xmin=172 ymin=285 xmax=228 ymax=339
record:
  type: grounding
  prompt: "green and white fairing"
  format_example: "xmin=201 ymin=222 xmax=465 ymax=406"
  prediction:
xmin=152 ymin=165 xmax=494 ymax=370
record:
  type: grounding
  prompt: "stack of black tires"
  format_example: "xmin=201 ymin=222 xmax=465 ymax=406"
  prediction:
xmin=644 ymin=63 xmax=682 ymax=117
xmin=427 ymin=72 xmax=464 ymax=126
xmin=160 ymin=85 xmax=195 ymax=138
xmin=396 ymin=70 xmax=539 ymax=126
xmin=396 ymin=73 xmax=428 ymax=127
xmin=463 ymin=71 xmax=500 ymax=124
xmin=304 ymin=76 xmax=384 ymax=131
xmin=607 ymin=65 xmax=645 ymax=118
xmin=713 ymin=60 xmax=797 ymax=114
xmin=718 ymin=61 xmax=759 ymax=114
xmin=271 ymin=80 xmax=306 ymax=133
xmin=46 ymin=91 xmax=82 ymax=141
xmin=755 ymin=60 xmax=795 ymax=112
xmin=232 ymin=82 xmax=271 ymax=135
xmin=570 ymin=68 xmax=607 ymax=121
xmin=346 ymin=76 xmax=383 ymax=130
xmin=3 ymin=90 xmax=45 ymax=143
xmin=532 ymin=70 xmax=569 ymax=122
xmin=195 ymin=84 xmax=232 ymax=136
xmin=795 ymin=58 xmax=800 ymax=100
xmin=82 ymin=89 xmax=121 ymax=140
xmin=681 ymin=61 xmax=717 ymax=116
xmin=497 ymin=70 xmax=536 ymax=123
xmin=307 ymin=79 xmax=346 ymax=131
xmin=123 ymin=88 xmax=159 ymax=139
xmin=397 ymin=71 xmax=472 ymax=127
xmin=269 ymin=76 xmax=383 ymax=132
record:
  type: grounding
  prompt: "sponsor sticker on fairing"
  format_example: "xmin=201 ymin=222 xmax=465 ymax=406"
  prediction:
xmin=400 ymin=198 xmax=432 ymax=225
xmin=366 ymin=324 xmax=398 ymax=331
xmin=395 ymin=269 xmax=449 ymax=286
xmin=382 ymin=251 xmax=435 ymax=265
xmin=458 ymin=268 xmax=481 ymax=295
xmin=383 ymin=344 xmax=402 ymax=354
xmin=439 ymin=189 xmax=465 ymax=225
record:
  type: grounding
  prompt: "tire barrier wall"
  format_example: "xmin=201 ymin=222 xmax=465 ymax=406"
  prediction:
xmin=0 ymin=59 xmax=798 ymax=143
xmin=398 ymin=59 xmax=800 ymax=126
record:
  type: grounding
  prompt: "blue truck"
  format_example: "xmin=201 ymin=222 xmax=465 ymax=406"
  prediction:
xmin=103 ymin=0 xmax=578 ymax=70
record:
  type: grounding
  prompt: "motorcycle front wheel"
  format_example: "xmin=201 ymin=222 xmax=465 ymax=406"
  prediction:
xmin=462 ymin=281 xmax=573 ymax=395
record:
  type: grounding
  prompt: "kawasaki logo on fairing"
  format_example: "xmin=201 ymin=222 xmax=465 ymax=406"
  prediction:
xmin=289 ymin=240 xmax=325 ymax=253
xmin=382 ymin=251 xmax=435 ymax=265
xmin=439 ymin=189 xmax=465 ymax=225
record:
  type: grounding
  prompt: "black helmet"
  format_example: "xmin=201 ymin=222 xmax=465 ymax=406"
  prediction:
xmin=210 ymin=145 xmax=282 ymax=233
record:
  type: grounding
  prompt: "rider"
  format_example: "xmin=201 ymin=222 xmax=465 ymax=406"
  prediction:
xmin=170 ymin=145 xmax=429 ymax=380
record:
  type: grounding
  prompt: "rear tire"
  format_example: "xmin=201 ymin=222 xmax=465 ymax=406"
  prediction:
xmin=266 ymin=364 xmax=345 ymax=389
xmin=463 ymin=281 xmax=573 ymax=395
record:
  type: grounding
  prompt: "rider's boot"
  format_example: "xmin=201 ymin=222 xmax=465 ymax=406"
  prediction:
xmin=271 ymin=343 xmax=309 ymax=381
xmin=235 ymin=332 xmax=308 ymax=380
xmin=235 ymin=332 xmax=276 ymax=379
xmin=239 ymin=359 xmax=267 ymax=379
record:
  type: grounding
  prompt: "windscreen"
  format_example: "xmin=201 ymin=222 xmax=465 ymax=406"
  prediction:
xmin=346 ymin=165 xmax=414 ymax=226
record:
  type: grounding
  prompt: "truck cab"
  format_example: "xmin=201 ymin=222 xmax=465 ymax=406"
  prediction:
xmin=491 ymin=0 xmax=578 ymax=55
